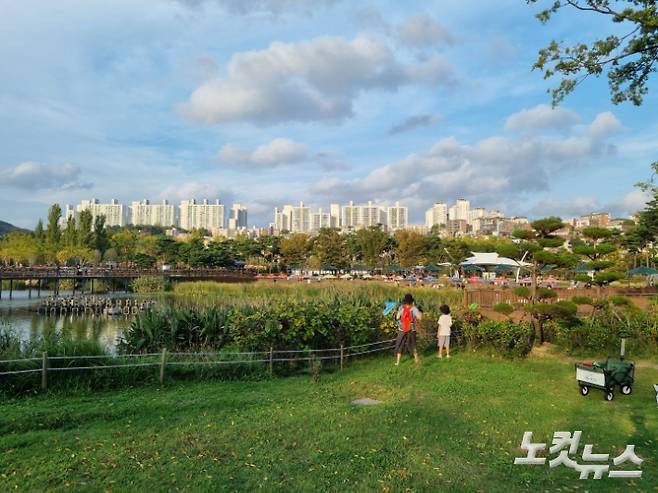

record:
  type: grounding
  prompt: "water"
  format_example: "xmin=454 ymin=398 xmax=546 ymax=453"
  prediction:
xmin=0 ymin=291 xmax=135 ymax=350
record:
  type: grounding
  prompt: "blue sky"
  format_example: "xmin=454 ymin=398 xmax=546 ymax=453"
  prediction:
xmin=1 ymin=0 xmax=656 ymax=228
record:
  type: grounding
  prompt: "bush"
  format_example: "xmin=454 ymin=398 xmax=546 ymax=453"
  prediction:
xmin=536 ymin=287 xmax=557 ymax=301
xmin=609 ymin=295 xmax=634 ymax=308
xmin=462 ymin=320 xmax=534 ymax=357
xmin=513 ymin=286 xmax=530 ymax=299
xmin=493 ymin=303 xmax=514 ymax=317
xmin=131 ymin=276 xmax=167 ymax=293
xmin=571 ymin=295 xmax=593 ymax=305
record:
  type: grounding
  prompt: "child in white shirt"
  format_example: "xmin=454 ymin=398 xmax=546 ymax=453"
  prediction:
xmin=437 ymin=304 xmax=452 ymax=359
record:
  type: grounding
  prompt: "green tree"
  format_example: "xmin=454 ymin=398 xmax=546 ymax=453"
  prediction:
xmin=111 ymin=230 xmax=139 ymax=263
xmin=498 ymin=217 xmax=576 ymax=343
xmin=356 ymin=226 xmax=388 ymax=269
xmin=280 ymin=233 xmax=310 ymax=267
xmin=93 ymin=215 xmax=109 ymax=259
xmin=312 ymin=228 xmax=349 ymax=269
xmin=394 ymin=230 xmax=426 ymax=269
xmin=0 ymin=232 xmax=39 ymax=266
xmin=34 ymin=219 xmax=45 ymax=246
xmin=572 ymin=226 xmax=623 ymax=285
xmin=77 ymin=209 xmax=94 ymax=248
xmin=63 ymin=216 xmax=77 ymax=247
xmin=45 ymin=204 xmax=62 ymax=257
xmin=530 ymin=0 xmax=658 ymax=106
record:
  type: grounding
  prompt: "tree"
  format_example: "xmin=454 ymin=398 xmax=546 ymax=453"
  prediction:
xmin=93 ymin=215 xmax=109 ymax=259
xmin=572 ymin=226 xmax=624 ymax=286
xmin=355 ymin=226 xmax=388 ymax=269
xmin=0 ymin=232 xmax=39 ymax=266
xmin=63 ymin=216 xmax=77 ymax=247
xmin=530 ymin=0 xmax=658 ymax=106
xmin=77 ymin=209 xmax=94 ymax=248
xmin=34 ymin=219 xmax=45 ymax=245
xmin=280 ymin=234 xmax=310 ymax=267
xmin=394 ymin=230 xmax=426 ymax=269
xmin=111 ymin=230 xmax=139 ymax=263
xmin=498 ymin=217 xmax=577 ymax=343
xmin=45 ymin=204 xmax=62 ymax=257
xmin=311 ymin=228 xmax=349 ymax=269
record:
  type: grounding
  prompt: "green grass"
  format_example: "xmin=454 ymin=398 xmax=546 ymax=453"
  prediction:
xmin=1 ymin=352 xmax=657 ymax=492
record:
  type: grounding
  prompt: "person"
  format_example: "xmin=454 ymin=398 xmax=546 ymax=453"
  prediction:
xmin=395 ymin=293 xmax=422 ymax=366
xmin=437 ymin=304 xmax=452 ymax=359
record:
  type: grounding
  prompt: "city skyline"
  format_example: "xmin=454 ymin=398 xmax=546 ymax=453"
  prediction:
xmin=38 ymin=196 xmax=623 ymax=235
xmin=1 ymin=1 xmax=656 ymax=229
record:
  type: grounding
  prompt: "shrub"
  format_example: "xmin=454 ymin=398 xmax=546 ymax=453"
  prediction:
xmin=609 ymin=295 xmax=633 ymax=308
xmin=131 ymin=276 xmax=167 ymax=293
xmin=462 ymin=320 xmax=534 ymax=357
xmin=571 ymin=295 xmax=593 ymax=305
xmin=513 ymin=286 xmax=530 ymax=299
xmin=536 ymin=287 xmax=557 ymax=301
xmin=492 ymin=303 xmax=514 ymax=317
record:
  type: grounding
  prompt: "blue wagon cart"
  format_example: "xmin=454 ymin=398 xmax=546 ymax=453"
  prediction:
xmin=575 ymin=339 xmax=635 ymax=402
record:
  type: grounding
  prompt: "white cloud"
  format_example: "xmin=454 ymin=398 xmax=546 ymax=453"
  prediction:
xmin=0 ymin=162 xmax=92 ymax=190
xmin=589 ymin=111 xmax=622 ymax=140
xmin=505 ymin=104 xmax=581 ymax=132
xmin=397 ymin=14 xmax=454 ymax=48
xmin=531 ymin=189 xmax=649 ymax=219
xmin=312 ymin=108 xmax=622 ymax=212
xmin=217 ymin=138 xmax=308 ymax=167
xmin=159 ymin=181 xmax=221 ymax=202
xmin=216 ymin=138 xmax=350 ymax=171
xmin=178 ymin=35 xmax=455 ymax=125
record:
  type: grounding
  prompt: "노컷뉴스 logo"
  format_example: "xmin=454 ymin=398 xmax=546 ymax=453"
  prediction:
xmin=513 ymin=431 xmax=643 ymax=480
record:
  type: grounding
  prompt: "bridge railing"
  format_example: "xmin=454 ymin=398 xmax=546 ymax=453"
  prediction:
xmin=0 ymin=267 xmax=255 ymax=280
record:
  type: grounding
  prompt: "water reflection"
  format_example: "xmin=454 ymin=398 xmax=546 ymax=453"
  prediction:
xmin=1 ymin=299 xmax=134 ymax=351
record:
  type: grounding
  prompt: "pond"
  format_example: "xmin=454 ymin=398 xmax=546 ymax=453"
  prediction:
xmin=0 ymin=291 xmax=137 ymax=351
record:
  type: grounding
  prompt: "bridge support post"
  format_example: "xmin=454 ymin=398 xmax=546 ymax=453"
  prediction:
xmin=37 ymin=279 xmax=41 ymax=297
xmin=9 ymin=279 xmax=12 ymax=300
xmin=0 ymin=275 xmax=2 ymax=300
xmin=28 ymin=282 xmax=32 ymax=299
xmin=91 ymin=278 xmax=94 ymax=294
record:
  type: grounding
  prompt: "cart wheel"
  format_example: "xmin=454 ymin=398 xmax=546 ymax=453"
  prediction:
xmin=580 ymin=385 xmax=589 ymax=396
xmin=605 ymin=391 xmax=614 ymax=401
xmin=621 ymin=385 xmax=632 ymax=395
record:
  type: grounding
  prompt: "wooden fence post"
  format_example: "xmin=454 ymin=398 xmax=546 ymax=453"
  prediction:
xmin=269 ymin=346 xmax=273 ymax=377
xmin=41 ymin=351 xmax=48 ymax=391
xmin=159 ymin=348 xmax=168 ymax=384
xmin=340 ymin=344 xmax=344 ymax=371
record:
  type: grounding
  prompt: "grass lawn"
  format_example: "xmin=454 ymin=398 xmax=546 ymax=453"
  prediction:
xmin=1 ymin=351 xmax=657 ymax=492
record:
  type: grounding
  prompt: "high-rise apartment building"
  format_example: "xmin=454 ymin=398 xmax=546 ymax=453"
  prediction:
xmin=387 ymin=201 xmax=408 ymax=231
xmin=291 ymin=202 xmax=311 ymax=233
xmin=179 ymin=199 xmax=225 ymax=232
xmin=341 ymin=201 xmax=385 ymax=230
xmin=425 ymin=202 xmax=448 ymax=229
xmin=68 ymin=199 xmax=127 ymax=227
xmin=449 ymin=198 xmax=470 ymax=222
xmin=130 ymin=199 xmax=176 ymax=227
xmin=311 ymin=209 xmax=332 ymax=231
xmin=228 ymin=203 xmax=248 ymax=230
xmin=330 ymin=203 xmax=341 ymax=228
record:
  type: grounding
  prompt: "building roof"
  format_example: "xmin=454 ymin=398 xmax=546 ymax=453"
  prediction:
xmin=459 ymin=252 xmax=531 ymax=268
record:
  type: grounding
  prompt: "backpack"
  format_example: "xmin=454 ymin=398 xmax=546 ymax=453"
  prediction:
xmin=400 ymin=305 xmax=414 ymax=332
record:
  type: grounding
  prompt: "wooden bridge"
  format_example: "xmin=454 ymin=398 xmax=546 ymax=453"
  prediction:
xmin=0 ymin=267 xmax=255 ymax=299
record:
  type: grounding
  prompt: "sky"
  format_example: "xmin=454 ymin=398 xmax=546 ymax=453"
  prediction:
xmin=1 ymin=0 xmax=656 ymax=229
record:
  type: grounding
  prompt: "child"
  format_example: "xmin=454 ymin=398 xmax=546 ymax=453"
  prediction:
xmin=395 ymin=293 xmax=422 ymax=366
xmin=437 ymin=304 xmax=452 ymax=359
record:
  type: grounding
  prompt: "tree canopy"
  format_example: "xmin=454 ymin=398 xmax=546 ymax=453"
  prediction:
xmin=530 ymin=0 xmax=658 ymax=105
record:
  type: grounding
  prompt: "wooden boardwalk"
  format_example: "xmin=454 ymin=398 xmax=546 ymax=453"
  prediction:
xmin=0 ymin=267 xmax=255 ymax=299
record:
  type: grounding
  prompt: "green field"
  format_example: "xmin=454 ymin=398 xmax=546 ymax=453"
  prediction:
xmin=1 ymin=351 xmax=656 ymax=492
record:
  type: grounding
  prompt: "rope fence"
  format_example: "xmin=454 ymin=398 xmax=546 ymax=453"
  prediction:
xmin=0 ymin=336 xmax=399 ymax=390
